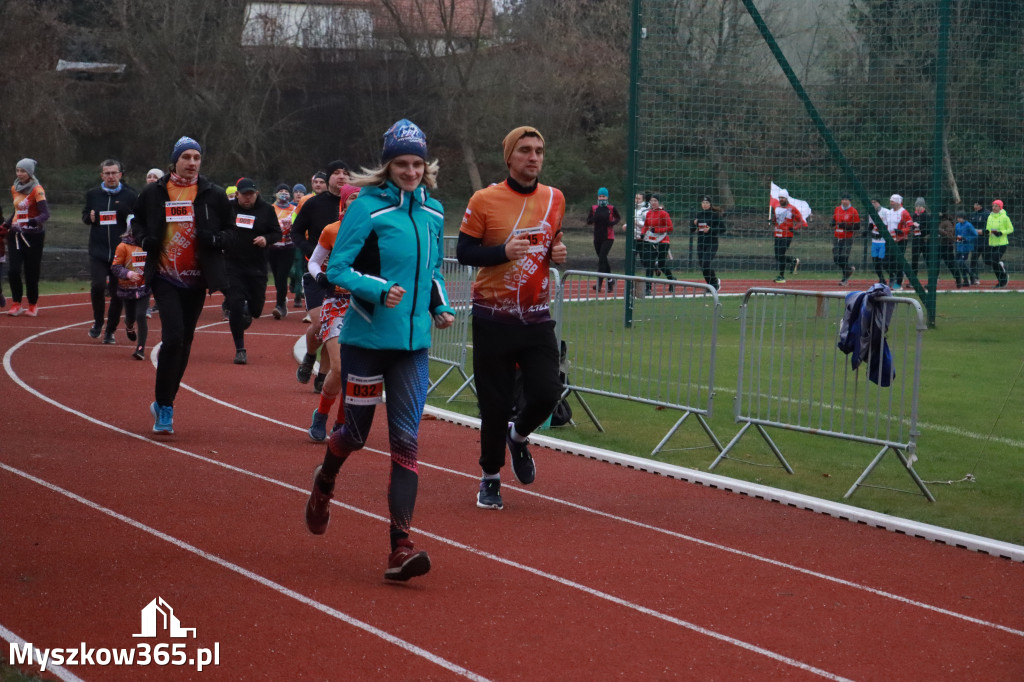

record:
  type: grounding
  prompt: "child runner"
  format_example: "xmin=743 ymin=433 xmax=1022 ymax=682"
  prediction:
xmin=110 ymin=229 xmax=151 ymax=360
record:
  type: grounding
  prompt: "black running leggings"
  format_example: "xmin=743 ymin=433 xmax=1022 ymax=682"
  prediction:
xmin=7 ymin=231 xmax=44 ymax=305
xmin=267 ymin=247 xmax=294 ymax=308
xmin=151 ymin=278 xmax=207 ymax=407
xmin=90 ymin=256 xmax=124 ymax=331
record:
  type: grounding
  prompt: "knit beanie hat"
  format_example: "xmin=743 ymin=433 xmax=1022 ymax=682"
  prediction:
xmin=598 ymin=187 xmax=608 ymax=197
xmin=914 ymin=197 xmax=927 ymax=209
xmin=312 ymin=171 xmax=328 ymax=182
xmin=502 ymin=126 xmax=544 ymax=165
xmin=170 ymin=136 xmax=202 ymax=163
xmin=147 ymin=168 xmax=164 ymax=180
xmin=293 ymin=183 xmax=307 ymax=194
xmin=325 ymin=160 xmax=350 ymax=177
xmin=16 ymin=158 xmax=37 ymax=176
xmin=890 ymin=194 xmax=903 ymax=204
xmin=337 ymin=185 xmax=360 ymax=214
xmin=381 ymin=120 xmax=427 ymax=163
xmin=275 ymin=183 xmax=290 ymax=193
xmin=992 ymin=199 xmax=1004 ymax=210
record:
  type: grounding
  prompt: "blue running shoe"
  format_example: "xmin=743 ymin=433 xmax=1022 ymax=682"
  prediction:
xmin=476 ymin=478 xmax=503 ymax=510
xmin=506 ymin=423 xmax=535 ymax=485
xmin=309 ymin=409 xmax=328 ymax=442
xmin=150 ymin=402 xmax=174 ymax=434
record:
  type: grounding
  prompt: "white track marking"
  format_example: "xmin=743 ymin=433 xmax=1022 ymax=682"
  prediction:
xmin=171 ymin=370 xmax=1024 ymax=638
xmin=0 ymin=464 xmax=489 ymax=682
xmin=0 ymin=624 xmax=86 ymax=682
xmin=4 ymin=326 xmax=853 ymax=678
xmin=5 ymin=323 xmax=1022 ymax=674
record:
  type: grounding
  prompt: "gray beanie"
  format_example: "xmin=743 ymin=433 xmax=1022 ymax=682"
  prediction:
xmin=16 ymin=158 xmax=37 ymax=176
xmin=914 ymin=197 xmax=927 ymax=209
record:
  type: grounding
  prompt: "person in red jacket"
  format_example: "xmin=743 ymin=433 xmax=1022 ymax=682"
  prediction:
xmin=640 ymin=194 xmax=675 ymax=294
xmin=831 ymin=193 xmax=861 ymax=285
xmin=772 ymin=189 xmax=805 ymax=283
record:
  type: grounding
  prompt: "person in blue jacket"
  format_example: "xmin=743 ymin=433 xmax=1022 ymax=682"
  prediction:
xmin=303 ymin=119 xmax=455 ymax=582
xmin=953 ymin=212 xmax=976 ymax=288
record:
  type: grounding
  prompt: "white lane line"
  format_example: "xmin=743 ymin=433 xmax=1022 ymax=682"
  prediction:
xmin=0 ymin=465 xmax=850 ymax=682
xmin=0 ymin=624 xmax=86 ymax=682
xmin=17 ymin=324 xmax=1024 ymax=641
xmin=175 ymin=374 xmax=1024 ymax=639
xmin=8 ymin=323 xmax=1022 ymax=673
xmin=5 ymin=326 xmax=853 ymax=678
xmin=0 ymin=464 xmax=489 ymax=682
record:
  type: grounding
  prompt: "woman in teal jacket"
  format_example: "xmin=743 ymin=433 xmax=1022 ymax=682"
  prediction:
xmin=304 ymin=119 xmax=454 ymax=582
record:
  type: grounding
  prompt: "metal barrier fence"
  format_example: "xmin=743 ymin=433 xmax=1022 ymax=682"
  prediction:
xmin=426 ymin=256 xmax=475 ymax=399
xmin=712 ymin=287 xmax=933 ymax=501
xmin=443 ymin=234 xmax=458 ymax=260
xmin=554 ymin=270 xmax=722 ymax=456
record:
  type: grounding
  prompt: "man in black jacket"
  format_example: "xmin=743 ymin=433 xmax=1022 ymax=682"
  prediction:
xmin=224 ymin=178 xmax=282 ymax=365
xmin=82 ymin=159 xmax=138 ymax=343
xmin=132 ymin=136 xmax=232 ymax=434
xmin=291 ymin=159 xmax=348 ymax=389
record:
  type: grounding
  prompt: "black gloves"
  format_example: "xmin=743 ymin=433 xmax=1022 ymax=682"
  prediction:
xmin=315 ymin=272 xmax=331 ymax=290
xmin=197 ymin=230 xmax=221 ymax=249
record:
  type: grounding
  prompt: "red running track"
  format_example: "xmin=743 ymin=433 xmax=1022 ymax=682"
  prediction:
xmin=1 ymin=292 xmax=1022 ymax=681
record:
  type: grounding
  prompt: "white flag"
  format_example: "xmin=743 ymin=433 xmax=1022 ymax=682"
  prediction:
xmin=770 ymin=182 xmax=813 ymax=221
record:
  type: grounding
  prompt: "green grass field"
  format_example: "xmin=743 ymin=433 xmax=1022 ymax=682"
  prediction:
xmin=427 ymin=291 xmax=1024 ymax=545
xmin=0 ymin=655 xmax=41 ymax=681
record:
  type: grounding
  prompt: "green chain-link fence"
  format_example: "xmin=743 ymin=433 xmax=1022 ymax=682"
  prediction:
xmin=626 ymin=0 xmax=1022 ymax=324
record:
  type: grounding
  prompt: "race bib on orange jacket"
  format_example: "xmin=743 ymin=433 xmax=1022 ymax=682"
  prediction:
xmin=159 ymin=185 xmax=200 ymax=288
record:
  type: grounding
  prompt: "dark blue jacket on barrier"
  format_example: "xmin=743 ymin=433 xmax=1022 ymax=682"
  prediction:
xmin=838 ymin=283 xmax=895 ymax=387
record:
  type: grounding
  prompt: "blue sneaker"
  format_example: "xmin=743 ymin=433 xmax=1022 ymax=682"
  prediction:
xmin=150 ymin=401 xmax=174 ymax=434
xmin=506 ymin=423 xmax=536 ymax=485
xmin=476 ymin=478 xmax=503 ymax=510
xmin=309 ymin=409 xmax=328 ymax=442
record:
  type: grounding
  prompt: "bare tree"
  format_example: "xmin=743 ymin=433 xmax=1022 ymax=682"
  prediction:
xmin=661 ymin=0 xmax=830 ymax=209
xmin=0 ymin=0 xmax=84 ymax=167
xmin=378 ymin=0 xmax=497 ymax=191
xmin=101 ymin=0 xmax=312 ymax=174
